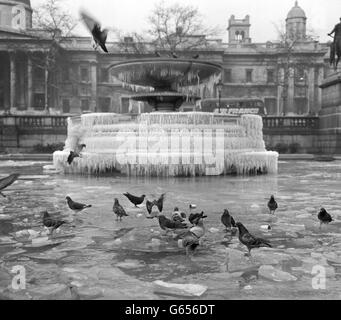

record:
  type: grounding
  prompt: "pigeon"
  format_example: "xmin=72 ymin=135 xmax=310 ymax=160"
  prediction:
xmin=175 ymin=212 xmax=207 ymax=255
xmin=189 ymin=204 xmax=197 ymax=210
xmin=80 ymin=10 xmax=109 ymax=53
xmin=171 ymin=207 xmax=187 ymax=222
xmin=318 ymin=208 xmax=333 ymax=229
xmin=123 ymin=193 xmax=145 ymax=207
xmin=155 ymin=214 xmax=187 ymax=231
xmin=146 ymin=199 xmax=155 ymax=215
xmin=66 ymin=196 xmax=92 ymax=213
xmin=0 ymin=173 xmax=20 ymax=198
xmin=192 ymin=54 xmax=199 ymax=59
xmin=113 ymin=198 xmax=128 ymax=221
xmin=67 ymin=151 xmax=80 ymax=165
xmin=221 ymin=209 xmax=236 ymax=230
xmin=42 ymin=211 xmax=66 ymax=234
xmin=171 ymin=52 xmax=178 ymax=58
xmin=267 ymin=195 xmax=278 ymax=214
xmin=154 ymin=193 xmax=166 ymax=212
xmin=236 ymin=222 xmax=271 ymax=256
xmin=154 ymin=50 xmax=161 ymax=57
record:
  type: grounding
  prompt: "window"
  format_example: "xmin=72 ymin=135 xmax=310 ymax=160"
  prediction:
xmin=62 ymin=99 xmax=70 ymax=113
xmin=295 ymin=68 xmax=305 ymax=81
xmin=81 ymin=99 xmax=90 ymax=112
xmin=0 ymin=87 xmax=4 ymax=110
xmin=246 ymin=69 xmax=253 ymax=83
xmin=98 ymin=97 xmax=111 ymax=112
xmin=62 ymin=67 xmax=70 ymax=82
xmin=294 ymin=97 xmax=307 ymax=115
xmin=224 ymin=69 xmax=232 ymax=83
xmin=80 ymin=67 xmax=89 ymax=82
xmin=100 ymin=68 xmax=109 ymax=83
xmin=34 ymin=93 xmax=45 ymax=110
xmin=264 ymin=98 xmax=277 ymax=115
xmin=34 ymin=67 xmax=45 ymax=80
xmin=267 ymin=70 xmax=274 ymax=83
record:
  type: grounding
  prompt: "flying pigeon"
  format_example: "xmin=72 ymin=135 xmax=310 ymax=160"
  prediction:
xmin=66 ymin=196 xmax=92 ymax=213
xmin=42 ymin=211 xmax=66 ymax=234
xmin=146 ymin=199 xmax=155 ymax=215
xmin=66 ymin=144 xmax=86 ymax=165
xmin=318 ymin=208 xmax=333 ymax=229
xmin=154 ymin=193 xmax=166 ymax=212
xmin=0 ymin=173 xmax=20 ymax=198
xmin=80 ymin=10 xmax=109 ymax=53
xmin=236 ymin=222 xmax=271 ymax=256
xmin=123 ymin=192 xmax=145 ymax=207
xmin=267 ymin=195 xmax=278 ymax=215
xmin=113 ymin=198 xmax=128 ymax=221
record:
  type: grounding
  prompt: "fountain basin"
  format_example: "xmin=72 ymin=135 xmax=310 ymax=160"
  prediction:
xmin=53 ymin=112 xmax=278 ymax=177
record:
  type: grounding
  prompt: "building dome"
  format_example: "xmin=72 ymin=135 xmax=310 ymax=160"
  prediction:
xmin=287 ymin=1 xmax=306 ymax=20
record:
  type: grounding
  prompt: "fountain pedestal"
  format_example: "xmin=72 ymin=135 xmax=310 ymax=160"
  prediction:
xmin=319 ymin=72 xmax=341 ymax=154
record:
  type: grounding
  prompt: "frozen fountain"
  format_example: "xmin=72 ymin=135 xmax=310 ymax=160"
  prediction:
xmin=53 ymin=58 xmax=278 ymax=176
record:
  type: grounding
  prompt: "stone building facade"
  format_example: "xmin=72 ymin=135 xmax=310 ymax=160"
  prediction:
xmin=0 ymin=0 xmax=332 ymax=116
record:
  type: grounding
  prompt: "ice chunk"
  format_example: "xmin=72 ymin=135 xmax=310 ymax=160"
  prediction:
xmin=153 ymin=280 xmax=207 ymax=297
xmin=258 ymin=265 xmax=297 ymax=282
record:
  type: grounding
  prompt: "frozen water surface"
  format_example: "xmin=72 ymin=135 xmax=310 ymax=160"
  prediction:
xmin=0 ymin=160 xmax=341 ymax=300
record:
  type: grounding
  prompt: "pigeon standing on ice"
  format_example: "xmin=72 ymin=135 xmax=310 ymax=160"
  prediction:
xmin=80 ymin=10 xmax=109 ymax=53
xmin=66 ymin=196 xmax=92 ymax=213
xmin=318 ymin=208 xmax=333 ymax=230
xmin=113 ymin=198 xmax=128 ymax=221
xmin=0 ymin=173 xmax=20 ymax=198
xmin=123 ymin=192 xmax=146 ymax=207
xmin=42 ymin=211 xmax=66 ymax=234
xmin=175 ymin=212 xmax=207 ymax=256
xmin=236 ymin=222 xmax=271 ymax=256
xmin=171 ymin=207 xmax=187 ymax=223
xmin=155 ymin=214 xmax=187 ymax=232
xmin=267 ymin=195 xmax=278 ymax=215
xmin=221 ymin=209 xmax=236 ymax=230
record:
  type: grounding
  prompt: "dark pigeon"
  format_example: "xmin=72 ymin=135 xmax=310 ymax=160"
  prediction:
xmin=146 ymin=199 xmax=155 ymax=215
xmin=113 ymin=198 xmax=128 ymax=221
xmin=157 ymin=214 xmax=187 ymax=231
xmin=192 ymin=54 xmax=199 ymax=59
xmin=267 ymin=195 xmax=278 ymax=214
xmin=318 ymin=208 xmax=333 ymax=229
xmin=66 ymin=196 xmax=92 ymax=213
xmin=80 ymin=10 xmax=109 ymax=53
xmin=123 ymin=192 xmax=146 ymax=207
xmin=221 ymin=209 xmax=236 ymax=229
xmin=155 ymin=51 xmax=161 ymax=57
xmin=155 ymin=193 xmax=166 ymax=212
xmin=42 ymin=211 xmax=66 ymax=234
xmin=236 ymin=222 xmax=271 ymax=256
xmin=0 ymin=173 xmax=20 ymax=198
xmin=67 ymin=144 xmax=86 ymax=165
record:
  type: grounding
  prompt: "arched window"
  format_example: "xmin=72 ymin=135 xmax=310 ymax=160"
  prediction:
xmin=240 ymin=31 xmax=245 ymax=40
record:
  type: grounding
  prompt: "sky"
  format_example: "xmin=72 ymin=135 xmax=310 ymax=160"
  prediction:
xmin=30 ymin=0 xmax=341 ymax=43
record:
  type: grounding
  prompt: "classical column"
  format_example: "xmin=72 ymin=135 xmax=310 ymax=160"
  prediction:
xmin=90 ymin=62 xmax=97 ymax=112
xmin=316 ymin=67 xmax=324 ymax=115
xmin=44 ymin=54 xmax=49 ymax=113
xmin=286 ymin=67 xmax=295 ymax=115
xmin=307 ymin=67 xmax=315 ymax=115
xmin=9 ymin=52 xmax=16 ymax=113
xmin=27 ymin=54 xmax=33 ymax=111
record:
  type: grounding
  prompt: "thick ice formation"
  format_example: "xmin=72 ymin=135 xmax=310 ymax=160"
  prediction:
xmin=53 ymin=112 xmax=278 ymax=176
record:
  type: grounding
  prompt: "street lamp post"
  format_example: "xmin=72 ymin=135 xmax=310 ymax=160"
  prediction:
xmin=216 ymin=80 xmax=223 ymax=114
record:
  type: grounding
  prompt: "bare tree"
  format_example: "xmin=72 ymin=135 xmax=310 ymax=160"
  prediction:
xmin=31 ymin=0 xmax=78 ymax=113
xmin=273 ymin=22 xmax=317 ymax=115
xmin=147 ymin=1 xmax=220 ymax=52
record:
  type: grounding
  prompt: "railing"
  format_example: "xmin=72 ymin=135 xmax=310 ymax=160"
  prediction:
xmin=0 ymin=115 xmax=69 ymax=128
xmin=263 ymin=116 xmax=319 ymax=130
xmin=0 ymin=114 xmax=320 ymax=131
